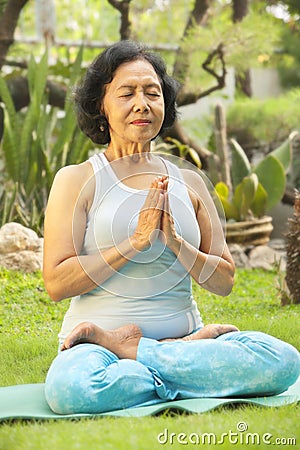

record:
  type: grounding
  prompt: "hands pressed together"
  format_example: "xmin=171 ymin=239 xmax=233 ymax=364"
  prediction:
xmin=132 ymin=176 xmax=180 ymax=252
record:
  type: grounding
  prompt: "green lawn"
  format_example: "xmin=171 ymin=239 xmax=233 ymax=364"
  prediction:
xmin=0 ymin=268 xmax=299 ymax=450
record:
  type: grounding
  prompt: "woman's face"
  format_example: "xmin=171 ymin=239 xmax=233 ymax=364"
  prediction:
xmin=102 ymin=59 xmax=165 ymax=148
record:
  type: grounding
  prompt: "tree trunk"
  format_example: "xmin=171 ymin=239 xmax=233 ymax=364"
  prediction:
xmin=232 ymin=0 xmax=249 ymax=22
xmin=172 ymin=0 xmax=210 ymax=84
xmin=284 ymin=190 xmax=300 ymax=304
xmin=0 ymin=0 xmax=29 ymax=70
xmin=162 ymin=120 xmax=218 ymax=171
xmin=214 ymin=103 xmax=231 ymax=189
xmin=232 ymin=0 xmax=252 ymax=97
xmin=108 ymin=0 xmax=131 ymax=40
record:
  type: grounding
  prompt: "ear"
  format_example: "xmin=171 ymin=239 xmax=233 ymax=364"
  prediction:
xmin=97 ymin=100 xmax=104 ymax=115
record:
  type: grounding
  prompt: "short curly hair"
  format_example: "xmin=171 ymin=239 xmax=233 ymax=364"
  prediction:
xmin=73 ymin=40 xmax=180 ymax=145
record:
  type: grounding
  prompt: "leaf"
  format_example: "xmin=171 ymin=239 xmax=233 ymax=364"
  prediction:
xmin=186 ymin=147 xmax=202 ymax=168
xmin=215 ymin=182 xmax=239 ymax=220
xmin=254 ymin=155 xmax=286 ymax=211
xmin=230 ymin=138 xmax=251 ymax=189
xmin=251 ymin=183 xmax=268 ymax=218
xmin=215 ymin=181 xmax=229 ymax=198
xmin=270 ymin=130 xmax=298 ymax=173
xmin=0 ymin=76 xmax=21 ymax=180
xmin=19 ymin=52 xmax=49 ymax=184
xmin=233 ymin=174 xmax=258 ymax=220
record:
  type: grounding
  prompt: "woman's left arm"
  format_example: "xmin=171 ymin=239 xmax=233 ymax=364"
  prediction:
xmin=161 ymin=169 xmax=235 ymax=296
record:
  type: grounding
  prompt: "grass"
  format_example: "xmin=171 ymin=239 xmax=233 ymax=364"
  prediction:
xmin=0 ymin=267 xmax=299 ymax=449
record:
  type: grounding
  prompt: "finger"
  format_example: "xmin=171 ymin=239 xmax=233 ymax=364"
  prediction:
xmin=163 ymin=192 xmax=172 ymax=217
xmin=147 ymin=178 xmax=163 ymax=202
xmin=162 ymin=177 xmax=169 ymax=192
xmin=156 ymin=190 xmax=164 ymax=210
xmin=143 ymin=181 xmax=157 ymax=208
xmin=147 ymin=179 xmax=164 ymax=208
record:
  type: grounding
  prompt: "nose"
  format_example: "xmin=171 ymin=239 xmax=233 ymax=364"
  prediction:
xmin=133 ymin=92 xmax=149 ymax=113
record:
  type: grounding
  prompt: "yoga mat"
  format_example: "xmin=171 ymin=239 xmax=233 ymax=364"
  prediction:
xmin=0 ymin=377 xmax=299 ymax=422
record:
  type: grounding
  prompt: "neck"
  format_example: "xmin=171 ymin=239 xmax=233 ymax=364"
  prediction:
xmin=105 ymin=141 xmax=151 ymax=162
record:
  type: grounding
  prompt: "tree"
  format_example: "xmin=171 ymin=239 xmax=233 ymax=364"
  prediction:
xmin=0 ymin=0 xmax=29 ymax=69
xmin=232 ymin=0 xmax=252 ymax=97
xmin=108 ymin=0 xmax=131 ymax=40
xmin=0 ymin=0 xmax=281 ymax=167
xmin=1 ymin=0 xmax=293 ymax=231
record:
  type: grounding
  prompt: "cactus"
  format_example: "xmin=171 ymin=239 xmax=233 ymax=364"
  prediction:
xmin=215 ymin=133 xmax=295 ymax=221
xmin=230 ymin=138 xmax=251 ymax=189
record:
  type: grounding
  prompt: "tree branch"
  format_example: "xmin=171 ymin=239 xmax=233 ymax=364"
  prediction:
xmin=172 ymin=0 xmax=211 ymax=83
xmin=3 ymin=58 xmax=27 ymax=69
xmin=107 ymin=0 xmax=132 ymax=40
xmin=1 ymin=76 xmax=66 ymax=111
xmin=177 ymin=43 xmax=226 ymax=107
xmin=0 ymin=0 xmax=29 ymax=70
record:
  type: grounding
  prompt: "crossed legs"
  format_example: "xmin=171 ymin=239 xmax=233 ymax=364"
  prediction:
xmin=45 ymin=322 xmax=300 ymax=414
xmin=60 ymin=321 xmax=239 ymax=357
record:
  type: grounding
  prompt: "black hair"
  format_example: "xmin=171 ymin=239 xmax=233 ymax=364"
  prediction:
xmin=73 ymin=40 xmax=180 ymax=145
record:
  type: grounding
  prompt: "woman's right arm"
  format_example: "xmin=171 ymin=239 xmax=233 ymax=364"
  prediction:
xmin=43 ymin=164 xmax=164 ymax=302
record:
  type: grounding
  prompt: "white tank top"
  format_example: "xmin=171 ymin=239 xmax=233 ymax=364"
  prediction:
xmin=58 ymin=153 xmax=203 ymax=342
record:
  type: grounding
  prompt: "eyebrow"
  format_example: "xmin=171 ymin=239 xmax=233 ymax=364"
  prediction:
xmin=116 ymin=83 xmax=161 ymax=91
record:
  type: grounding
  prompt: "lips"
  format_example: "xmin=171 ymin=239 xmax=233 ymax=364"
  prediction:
xmin=131 ymin=119 xmax=151 ymax=125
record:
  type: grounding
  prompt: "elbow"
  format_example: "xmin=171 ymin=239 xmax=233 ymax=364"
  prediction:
xmin=203 ymin=263 xmax=235 ymax=297
xmin=219 ymin=275 xmax=234 ymax=297
xmin=210 ymin=277 xmax=234 ymax=297
xmin=219 ymin=265 xmax=235 ymax=296
xmin=43 ymin=272 xmax=64 ymax=302
xmin=44 ymin=284 xmax=63 ymax=303
xmin=220 ymin=262 xmax=235 ymax=296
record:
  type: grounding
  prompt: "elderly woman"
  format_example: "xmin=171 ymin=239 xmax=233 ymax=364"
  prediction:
xmin=44 ymin=41 xmax=299 ymax=414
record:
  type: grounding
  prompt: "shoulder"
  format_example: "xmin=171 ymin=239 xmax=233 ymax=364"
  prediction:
xmin=180 ymin=168 xmax=214 ymax=200
xmin=54 ymin=160 xmax=93 ymax=186
xmin=179 ymin=169 xmax=203 ymax=213
xmin=48 ymin=160 xmax=95 ymax=212
xmin=179 ymin=168 xmax=218 ymax=217
xmin=180 ymin=168 xmax=206 ymax=187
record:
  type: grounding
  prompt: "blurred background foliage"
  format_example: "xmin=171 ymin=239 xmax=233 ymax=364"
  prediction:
xmin=0 ymin=0 xmax=299 ymax=233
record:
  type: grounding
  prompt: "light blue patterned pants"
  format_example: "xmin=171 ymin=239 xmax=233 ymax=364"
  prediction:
xmin=45 ymin=331 xmax=300 ymax=414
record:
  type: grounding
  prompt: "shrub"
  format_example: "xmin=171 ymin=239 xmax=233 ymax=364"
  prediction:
xmin=226 ymin=89 xmax=300 ymax=151
xmin=0 ymin=50 xmax=95 ymax=234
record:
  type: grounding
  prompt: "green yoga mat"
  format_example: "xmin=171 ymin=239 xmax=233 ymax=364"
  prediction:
xmin=0 ymin=377 xmax=299 ymax=421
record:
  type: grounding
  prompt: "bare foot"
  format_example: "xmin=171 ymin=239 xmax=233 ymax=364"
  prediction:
xmin=160 ymin=324 xmax=239 ymax=342
xmin=61 ymin=322 xmax=142 ymax=360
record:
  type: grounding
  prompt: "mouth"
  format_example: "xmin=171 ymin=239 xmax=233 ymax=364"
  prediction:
xmin=131 ymin=119 xmax=151 ymax=126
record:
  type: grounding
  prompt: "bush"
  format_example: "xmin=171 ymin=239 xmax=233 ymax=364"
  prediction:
xmin=0 ymin=50 xmax=95 ymax=234
xmin=226 ymin=89 xmax=300 ymax=151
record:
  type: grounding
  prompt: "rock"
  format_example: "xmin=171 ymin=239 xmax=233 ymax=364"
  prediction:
xmin=0 ymin=250 xmax=43 ymax=272
xmin=0 ymin=222 xmax=42 ymax=253
xmin=268 ymin=238 xmax=286 ymax=251
xmin=228 ymin=243 xmax=250 ymax=268
xmin=0 ymin=222 xmax=43 ymax=272
xmin=248 ymin=245 xmax=286 ymax=271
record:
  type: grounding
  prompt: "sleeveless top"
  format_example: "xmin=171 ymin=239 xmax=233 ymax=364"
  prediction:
xmin=58 ymin=153 xmax=203 ymax=342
